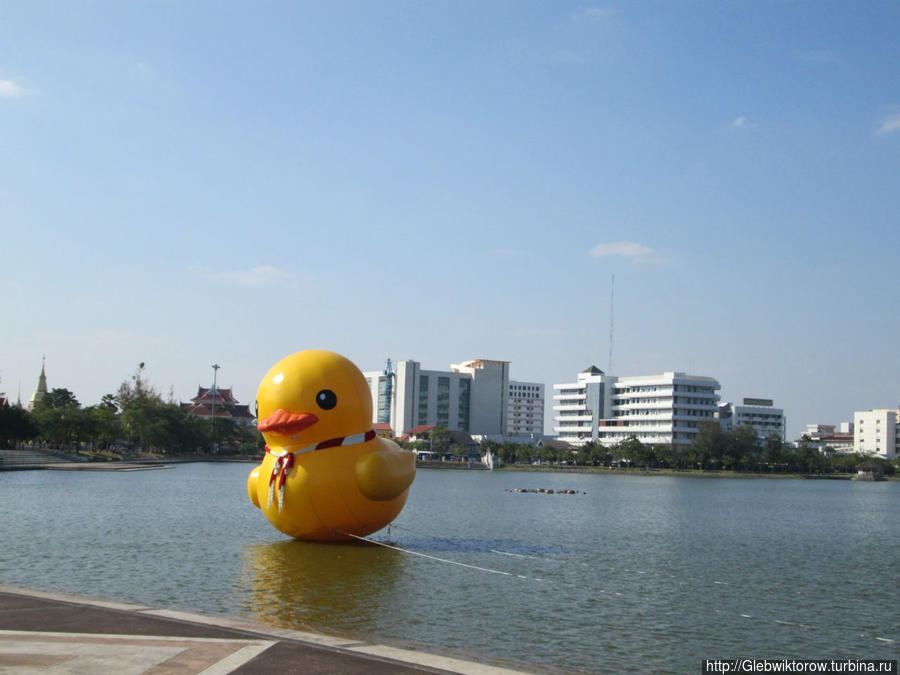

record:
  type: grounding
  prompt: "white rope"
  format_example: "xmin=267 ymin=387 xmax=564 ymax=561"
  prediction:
xmin=344 ymin=531 xmax=897 ymax=645
xmin=339 ymin=531 xmax=532 ymax=579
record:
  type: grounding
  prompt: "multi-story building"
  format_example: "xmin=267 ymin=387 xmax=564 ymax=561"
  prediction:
xmin=718 ymin=398 xmax=785 ymax=440
xmin=552 ymin=366 xmax=616 ymax=445
xmin=853 ymin=409 xmax=900 ymax=459
xmin=813 ymin=433 xmax=855 ymax=453
xmin=553 ymin=368 xmax=720 ymax=447
xmin=363 ymin=358 xmax=511 ymax=437
xmin=506 ymin=381 xmax=545 ymax=437
xmin=799 ymin=422 xmax=854 ymax=453
xmin=804 ymin=424 xmax=836 ymax=439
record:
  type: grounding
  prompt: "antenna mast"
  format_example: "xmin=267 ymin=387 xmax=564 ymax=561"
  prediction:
xmin=608 ymin=274 xmax=615 ymax=373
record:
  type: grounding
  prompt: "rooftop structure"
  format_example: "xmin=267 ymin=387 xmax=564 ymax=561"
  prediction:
xmin=28 ymin=357 xmax=48 ymax=410
xmin=180 ymin=386 xmax=255 ymax=426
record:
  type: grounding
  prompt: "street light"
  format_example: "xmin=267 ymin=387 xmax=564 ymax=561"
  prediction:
xmin=211 ymin=363 xmax=220 ymax=454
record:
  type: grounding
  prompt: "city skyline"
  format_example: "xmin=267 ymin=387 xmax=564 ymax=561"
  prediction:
xmin=4 ymin=352 xmax=877 ymax=443
xmin=2 ymin=2 xmax=898 ymax=440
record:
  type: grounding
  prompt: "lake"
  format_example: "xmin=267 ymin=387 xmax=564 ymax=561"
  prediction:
xmin=1 ymin=463 xmax=897 ymax=673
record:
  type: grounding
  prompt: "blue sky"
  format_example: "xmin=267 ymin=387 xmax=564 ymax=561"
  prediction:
xmin=2 ymin=1 xmax=898 ymax=439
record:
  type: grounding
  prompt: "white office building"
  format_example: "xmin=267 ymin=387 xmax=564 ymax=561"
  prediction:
xmin=364 ymin=358 xmax=510 ymax=437
xmin=552 ymin=367 xmax=616 ymax=445
xmin=718 ymin=398 xmax=785 ymax=440
xmin=853 ymin=409 xmax=900 ymax=459
xmin=553 ymin=368 xmax=721 ymax=447
xmin=506 ymin=381 xmax=545 ymax=437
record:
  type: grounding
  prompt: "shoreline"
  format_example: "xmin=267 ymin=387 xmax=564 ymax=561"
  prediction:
xmin=2 ymin=450 xmax=896 ymax=481
xmin=0 ymin=585 xmax=544 ymax=674
xmin=416 ymin=460 xmax=898 ymax=481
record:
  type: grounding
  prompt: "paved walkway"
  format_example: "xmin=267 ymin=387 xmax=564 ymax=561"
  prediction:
xmin=0 ymin=587 xmax=534 ymax=674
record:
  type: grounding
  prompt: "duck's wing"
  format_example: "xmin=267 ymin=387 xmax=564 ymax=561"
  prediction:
xmin=247 ymin=465 xmax=263 ymax=508
xmin=355 ymin=443 xmax=416 ymax=501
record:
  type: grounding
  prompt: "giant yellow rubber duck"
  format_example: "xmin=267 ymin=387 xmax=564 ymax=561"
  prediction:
xmin=247 ymin=350 xmax=415 ymax=541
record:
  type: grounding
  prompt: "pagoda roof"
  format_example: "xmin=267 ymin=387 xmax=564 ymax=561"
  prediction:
xmin=191 ymin=386 xmax=239 ymax=405
xmin=181 ymin=385 xmax=255 ymax=421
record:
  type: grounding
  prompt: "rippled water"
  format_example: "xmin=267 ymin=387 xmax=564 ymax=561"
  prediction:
xmin=1 ymin=464 xmax=897 ymax=673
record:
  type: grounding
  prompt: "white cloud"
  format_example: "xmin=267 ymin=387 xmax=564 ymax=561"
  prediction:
xmin=190 ymin=264 xmax=290 ymax=286
xmin=589 ymin=241 xmax=656 ymax=262
xmin=876 ymin=112 xmax=900 ymax=136
xmin=732 ymin=116 xmax=752 ymax=129
xmin=0 ymin=79 xmax=25 ymax=98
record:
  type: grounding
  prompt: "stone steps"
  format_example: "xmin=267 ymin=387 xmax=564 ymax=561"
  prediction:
xmin=0 ymin=448 xmax=85 ymax=468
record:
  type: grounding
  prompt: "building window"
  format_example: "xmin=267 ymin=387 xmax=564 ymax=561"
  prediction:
xmin=458 ymin=379 xmax=470 ymax=431
xmin=418 ymin=376 xmax=429 ymax=425
xmin=436 ymin=376 xmax=450 ymax=426
xmin=376 ymin=376 xmax=392 ymax=424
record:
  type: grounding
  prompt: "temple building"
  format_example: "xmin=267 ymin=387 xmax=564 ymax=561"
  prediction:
xmin=28 ymin=357 xmax=48 ymax=410
xmin=181 ymin=386 xmax=255 ymax=426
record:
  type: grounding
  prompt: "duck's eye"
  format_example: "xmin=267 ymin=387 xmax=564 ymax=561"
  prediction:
xmin=315 ymin=389 xmax=337 ymax=410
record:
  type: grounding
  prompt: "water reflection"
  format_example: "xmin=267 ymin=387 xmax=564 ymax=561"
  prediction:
xmin=238 ymin=539 xmax=408 ymax=637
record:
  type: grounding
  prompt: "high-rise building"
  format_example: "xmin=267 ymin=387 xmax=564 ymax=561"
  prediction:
xmin=364 ymin=358 xmax=512 ymax=437
xmin=506 ymin=381 xmax=544 ymax=437
xmin=553 ymin=368 xmax=720 ymax=447
xmin=853 ymin=409 xmax=900 ymax=459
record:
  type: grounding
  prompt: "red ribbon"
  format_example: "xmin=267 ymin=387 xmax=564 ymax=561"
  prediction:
xmin=268 ymin=450 xmax=294 ymax=490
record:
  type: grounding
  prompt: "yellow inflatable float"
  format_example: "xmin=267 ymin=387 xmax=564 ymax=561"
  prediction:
xmin=247 ymin=350 xmax=416 ymax=541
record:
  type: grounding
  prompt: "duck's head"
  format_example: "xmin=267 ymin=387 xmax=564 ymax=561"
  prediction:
xmin=256 ymin=350 xmax=373 ymax=447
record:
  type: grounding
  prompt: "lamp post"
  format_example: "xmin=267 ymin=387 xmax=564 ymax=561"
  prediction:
xmin=210 ymin=363 xmax=220 ymax=454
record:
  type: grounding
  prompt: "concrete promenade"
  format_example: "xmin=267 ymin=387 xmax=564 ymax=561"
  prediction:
xmin=0 ymin=587 xmax=534 ymax=674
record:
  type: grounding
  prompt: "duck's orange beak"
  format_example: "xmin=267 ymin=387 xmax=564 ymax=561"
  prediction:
xmin=258 ymin=409 xmax=319 ymax=435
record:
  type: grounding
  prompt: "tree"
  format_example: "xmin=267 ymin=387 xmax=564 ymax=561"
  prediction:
xmin=763 ymin=434 xmax=786 ymax=471
xmin=32 ymin=388 xmax=83 ymax=448
xmin=429 ymin=425 xmax=451 ymax=456
xmin=578 ymin=441 xmax=609 ymax=466
xmin=536 ymin=443 xmax=556 ymax=464
xmin=794 ymin=436 xmax=824 ymax=474
xmin=480 ymin=438 xmax=500 ymax=457
xmin=656 ymin=443 xmax=677 ymax=469
xmin=117 ymin=364 xmax=166 ymax=450
xmin=614 ymin=436 xmax=644 ymax=466
xmin=83 ymin=402 xmax=122 ymax=449
xmin=690 ymin=422 xmax=726 ymax=469
xmin=0 ymin=403 xmax=38 ymax=447
xmin=77 ymin=393 xmax=121 ymax=449
xmin=728 ymin=425 xmax=761 ymax=471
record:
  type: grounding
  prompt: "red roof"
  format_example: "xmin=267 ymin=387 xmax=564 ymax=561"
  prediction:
xmin=191 ymin=386 xmax=239 ymax=405
xmin=408 ymin=425 xmax=436 ymax=435
xmin=374 ymin=423 xmax=392 ymax=431
xmin=181 ymin=386 xmax=254 ymax=422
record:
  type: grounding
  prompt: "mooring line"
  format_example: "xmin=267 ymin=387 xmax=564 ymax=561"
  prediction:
xmin=339 ymin=531 xmax=521 ymax=578
xmin=371 ymin=527 xmax=896 ymax=645
xmin=386 ymin=522 xmax=575 ymax=566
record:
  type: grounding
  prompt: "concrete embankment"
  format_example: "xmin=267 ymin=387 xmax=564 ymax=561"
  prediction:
xmin=0 ymin=586 xmax=537 ymax=674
